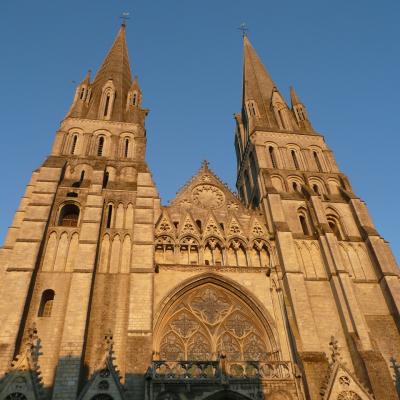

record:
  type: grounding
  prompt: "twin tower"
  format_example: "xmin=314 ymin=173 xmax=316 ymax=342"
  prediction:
xmin=0 ymin=24 xmax=399 ymax=400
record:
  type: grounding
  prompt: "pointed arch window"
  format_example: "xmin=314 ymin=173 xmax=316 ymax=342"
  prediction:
xmin=251 ymin=241 xmax=270 ymax=268
xmin=70 ymin=135 xmax=78 ymax=155
xmin=80 ymin=87 xmax=86 ymax=100
xmin=155 ymin=236 xmax=175 ymax=264
xmin=268 ymin=146 xmax=277 ymax=168
xmin=106 ymin=204 xmax=113 ymax=228
xmin=298 ymin=209 xmax=311 ymax=236
xmin=124 ymin=138 xmax=129 ymax=158
xmin=327 ymin=215 xmax=343 ymax=240
xmin=58 ymin=204 xmax=80 ymax=227
xmin=132 ymin=92 xmax=137 ymax=106
xmin=104 ymin=94 xmax=111 ymax=117
xmin=313 ymin=151 xmax=323 ymax=172
xmin=179 ymin=237 xmax=199 ymax=265
xmin=38 ymin=289 xmax=55 ymax=317
xmin=249 ymin=152 xmax=258 ymax=186
xmin=291 ymin=150 xmax=300 ymax=170
xmin=227 ymin=239 xmax=248 ymax=267
xmin=97 ymin=137 xmax=105 ymax=156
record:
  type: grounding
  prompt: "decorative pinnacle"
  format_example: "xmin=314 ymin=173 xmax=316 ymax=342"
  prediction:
xmin=329 ymin=336 xmax=340 ymax=363
xmin=201 ymin=160 xmax=210 ymax=170
xmin=238 ymin=22 xmax=249 ymax=38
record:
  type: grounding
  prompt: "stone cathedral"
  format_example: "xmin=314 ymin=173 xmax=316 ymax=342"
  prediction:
xmin=0 ymin=23 xmax=399 ymax=400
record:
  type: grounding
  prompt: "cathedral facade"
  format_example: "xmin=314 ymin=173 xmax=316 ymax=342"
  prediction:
xmin=0 ymin=24 xmax=399 ymax=400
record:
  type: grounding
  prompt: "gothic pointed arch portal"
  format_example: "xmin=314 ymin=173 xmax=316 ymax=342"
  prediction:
xmin=154 ymin=276 xmax=280 ymax=362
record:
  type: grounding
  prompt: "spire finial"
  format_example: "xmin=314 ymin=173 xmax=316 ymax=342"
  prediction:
xmin=238 ymin=22 xmax=249 ymax=38
xmin=120 ymin=12 xmax=130 ymax=27
xmin=201 ymin=160 xmax=209 ymax=170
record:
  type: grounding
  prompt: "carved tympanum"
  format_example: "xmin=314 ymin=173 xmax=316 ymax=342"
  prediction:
xmin=158 ymin=284 xmax=274 ymax=361
xmin=192 ymin=185 xmax=225 ymax=209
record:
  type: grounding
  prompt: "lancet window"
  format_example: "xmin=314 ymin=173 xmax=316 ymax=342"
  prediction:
xmin=97 ymin=136 xmax=105 ymax=156
xmin=268 ymin=146 xmax=277 ymax=168
xmin=70 ymin=134 xmax=78 ymax=155
xmin=38 ymin=289 xmax=55 ymax=317
xmin=327 ymin=215 xmax=344 ymax=240
xmin=313 ymin=151 xmax=323 ymax=172
xmin=291 ymin=150 xmax=300 ymax=170
xmin=157 ymin=284 xmax=277 ymax=362
xmin=155 ymin=236 xmax=175 ymax=264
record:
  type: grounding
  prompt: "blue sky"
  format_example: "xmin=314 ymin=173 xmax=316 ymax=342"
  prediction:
xmin=0 ymin=0 xmax=399 ymax=262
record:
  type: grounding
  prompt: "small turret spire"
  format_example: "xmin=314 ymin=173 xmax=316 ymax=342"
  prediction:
xmin=290 ymin=86 xmax=301 ymax=106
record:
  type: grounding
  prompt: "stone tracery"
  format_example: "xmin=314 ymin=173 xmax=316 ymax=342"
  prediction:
xmin=157 ymin=284 xmax=276 ymax=362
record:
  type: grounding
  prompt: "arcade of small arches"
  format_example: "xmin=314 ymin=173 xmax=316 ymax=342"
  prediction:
xmin=155 ymin=235 xmax=272 ymax=268
xmin=61 ymin=130 xmax=136 ymax=160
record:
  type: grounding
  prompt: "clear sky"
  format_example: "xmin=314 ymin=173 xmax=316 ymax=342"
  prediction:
xmin=0 ymin=0 xmax=399 ymax=262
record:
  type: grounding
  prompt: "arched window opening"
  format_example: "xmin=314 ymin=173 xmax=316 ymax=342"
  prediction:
xmin=179 ymin=237 xmax=199 ymax=265
xmin=102 ymin=171 xmax=109 ymax=189
xmin=299 ymin=214 xmax=310 ymax=236
xmin=106 ymin=205 xmax=113 ymax=228
xmin=251 ymin=241 xmax=270 ymax=268
xmin=38 ymin=289 xmax=55 ymax=317
xmin=292 ymin=182 xmax=299 ymax=192
xmin=328 ymin=217 xmax=343 ymax=240
xmin=155 ymin=236 xmax=175 ymax=264
xmin=72 ymin=170 xmax=85 ymax=188
xmin=291 ymin=150 xmax=300 ymax=170
xmin=132 ymin=92 xmax=137 ymax=106
xmin=104 ymin=94 xmax=111 ymax=117
xmin=124 ymin=138 xmax=129 ymax=158
xmin=278 ymin=109 xmax=286 ymax=129
xmin=244 ymin=171 xmax=252 ymax=202
xmin=313 ymin=184 xmax=320 ymax=195
xmin=71 ymin=135 xmax=78 ymax=155
xmin=97 ymin=137 xmax=105 ymax=156
xmin=269 ymin=146 xmax=277 ymax=168
xmin=313 ymin=151 xmax=323 ymax=172
xmin=58 ymin=204 xmax=80 ymax=227
xmin=228 ymin=240 xmax=248 ymax=267
xmin=204 ymin=239 xmax=224 ymax=266
xmin=249 ymin=152 xmax=258 ymax=186
xmin=80 ymin=87 xmax=85 ymax=100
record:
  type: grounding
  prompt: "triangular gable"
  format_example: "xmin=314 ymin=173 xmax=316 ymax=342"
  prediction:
xmin=0 ymin=325 xmax=44 ymax=400
xmin=249 ymin=216 xmax=268 ymax=238
xmin=203 ymin=213 xmax=224 ymax=239
xmin=155 ymin=210 xmax=176 ymax=237
xmin=78 ymin=332 xmax=125 ymax=400
xmin=179 ymin=212 xmax=200 ymax=237
xmin=321 ymin=363 xmax=374 ymax=400
xmin=169 ymin=161 xmax=244 ymax=212
xmin=226 ymin=215 xmax=246 ymax=238
xmin=321 ymin=337 xmax=374 ymax=400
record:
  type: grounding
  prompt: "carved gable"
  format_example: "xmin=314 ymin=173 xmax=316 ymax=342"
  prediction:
xmin=156 ymin=212 xmax=175 ymax=236
xmin=169 ymin=161 xmax=244 ymax=213
xmin=0 ymin=326 xmax=44 ymax=400
xmin=227 ymin=216 xmax=245 ymax=237
xmin=250 ymin=217 xmax=268 ymax=238
xmin=78 ymin=333 xmax=125 ymax=400
xmin=203 ymin=213 xmax=224 ymax=238
xmin=179 ymin=213 xmax=200 ymax=237
xmin=321 ymin=363 xmax=374 ymax=400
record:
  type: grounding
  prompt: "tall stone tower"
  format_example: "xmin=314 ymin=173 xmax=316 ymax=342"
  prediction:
xmin=0 ymin=24 xmax=160 ymax=400
xmin=234 ymin=35 xmax=400 ymax=399
xmin=0 ymin=25 xmax=399 ymax=400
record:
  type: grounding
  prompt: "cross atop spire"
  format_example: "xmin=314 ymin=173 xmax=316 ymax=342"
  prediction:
xmin=238 ymin=23 xmax=249 ymax=38
xmin=120 ymin=12 xmax=130 ymax=27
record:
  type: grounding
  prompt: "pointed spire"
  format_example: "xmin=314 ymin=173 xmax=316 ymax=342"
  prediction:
xmin=86 ymin=24 xmax=133 ymax=121
xmin=242 ymin=36 xmax=278 ymax=128
xmin=290 ymin=86 xmax=301 ymax=106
